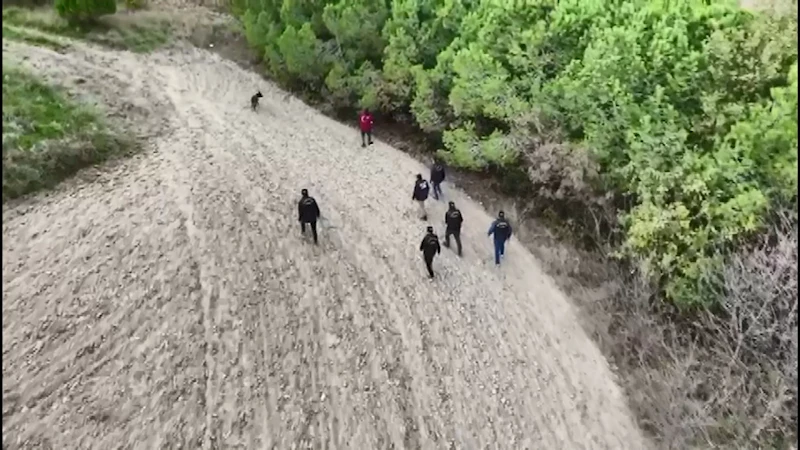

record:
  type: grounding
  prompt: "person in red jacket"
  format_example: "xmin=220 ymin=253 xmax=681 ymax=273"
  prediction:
xmin=359 ymin=108 xmax=374 ymax=147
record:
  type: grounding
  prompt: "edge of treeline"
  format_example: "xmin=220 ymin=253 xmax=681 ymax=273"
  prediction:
xmin=232 ymin=0 xmax=797 ymax=311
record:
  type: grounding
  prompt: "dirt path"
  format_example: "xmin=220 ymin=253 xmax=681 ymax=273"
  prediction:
xmin=2 ymin=40 xmax=649 ymax=449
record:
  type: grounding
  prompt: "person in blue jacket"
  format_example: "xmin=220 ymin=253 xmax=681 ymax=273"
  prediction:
xmin=487 ymin=211 xmax=512 ymax=265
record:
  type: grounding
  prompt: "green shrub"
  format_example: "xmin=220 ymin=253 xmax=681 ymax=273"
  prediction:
xmin=54 ymin=0 xmax=116 ymax=24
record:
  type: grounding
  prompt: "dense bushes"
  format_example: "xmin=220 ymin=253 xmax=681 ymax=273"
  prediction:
xmin=237 ymin=0 xmax=797 ymax=311
xmin=54 ymin=0 xmax=115 ymax=23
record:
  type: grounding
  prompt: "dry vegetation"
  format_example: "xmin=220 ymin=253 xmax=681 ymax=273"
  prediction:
xmin=506 ymin=138 xmax=798 ymax=448
xmin=591 ymin=215 xmax=797 ymax=449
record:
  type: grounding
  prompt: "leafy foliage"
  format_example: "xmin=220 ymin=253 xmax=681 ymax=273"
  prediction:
xmin=236 ymin=0 xmax=798 ymax=309
xmin=54 ymin=0 xmax=116 ymax=23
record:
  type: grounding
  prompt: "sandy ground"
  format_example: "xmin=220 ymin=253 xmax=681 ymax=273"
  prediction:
xmin=2 ymin=39 xmax=650 ymax=450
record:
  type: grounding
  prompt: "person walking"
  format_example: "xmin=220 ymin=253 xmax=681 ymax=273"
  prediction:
xmin=298 ymin=189 xmax=321 ymax=245
xmin=443 ymin=201 xmax=463 ymax=256
xmin=430 ymin=158 xmax=446 ymax=200
xmin=411 ymin=174 xmax=430 ymax=221
xmin=359 ymin=108 xmax=374 ymax=147
xmin=487 ymin=211 xmax=512 ymax=265
xmin=419 ymin=226 xmax=441 ymax=279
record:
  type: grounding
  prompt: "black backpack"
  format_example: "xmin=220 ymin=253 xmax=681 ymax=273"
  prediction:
xmin=418 ymin=180 xmax=429 ymax=191
xmin=424 ymin=234 xmax=438 ymax=248
xmin=416 ymin=180 xmax=430 ymax=199
xmin=495 ymin=219 xmax=509 ymax=232
xmin=448 ymin=209 xmax=462 ymax=224
xmin=301 ymin=197 xmax=316 ymax=217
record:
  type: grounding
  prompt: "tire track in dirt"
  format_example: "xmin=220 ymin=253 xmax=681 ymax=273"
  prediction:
xmin=3 ymin=40 xmax=651 ymax=449
xmin=154 ymin=122 xmax=217 ymax=448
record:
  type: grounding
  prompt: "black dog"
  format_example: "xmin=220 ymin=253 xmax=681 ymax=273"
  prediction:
xmin=250 ymin=91 xmax=263 ymax=111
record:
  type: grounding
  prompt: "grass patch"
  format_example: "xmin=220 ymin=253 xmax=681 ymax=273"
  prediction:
xmin=2 ymin=64 xmax=134 ymax=201
xmin=2 ymin=6 xmax=171 ymax=52
xmin=2 ymin=24 xmax=70 ymax=50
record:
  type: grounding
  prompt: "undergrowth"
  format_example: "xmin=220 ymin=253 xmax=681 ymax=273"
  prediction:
xmin=2 ymin=64 xmax=134 ymax=201
xmin=3 ymin=6 xmax=171 ymax=52
xmin=2 ymin=23 xmax=70 ymax=50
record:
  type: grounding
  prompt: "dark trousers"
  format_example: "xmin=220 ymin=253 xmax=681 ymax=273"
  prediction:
xmin=423 ymin=251 xmax=436 ymax=278
xmin=432 ymin=181 xmax=443 ymax=200
xmin=301 ymin=220 xmax=318 ymax=244
xmin=493 ymin=237 xmax=507 ymax=264
xmin=444 ymin=229 xmax=462 ymax=256
xmin=361 ymin=130 xmax=373 ymax=146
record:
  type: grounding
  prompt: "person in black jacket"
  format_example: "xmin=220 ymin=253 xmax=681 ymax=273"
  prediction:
xmin=430 ymin=158 xmax=446 ymax=200
xmin=298 ymin=189 xmax=321 ymax=244
xmin=419 ymin=226 xmax=441 ymax=279
xmin=411 ymin=174 xmax=430 ymax=221
xmin=443 ymin=201 xmax=463 ymax=256
xmin=487 ymin=211 xmax=513 ymax=265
